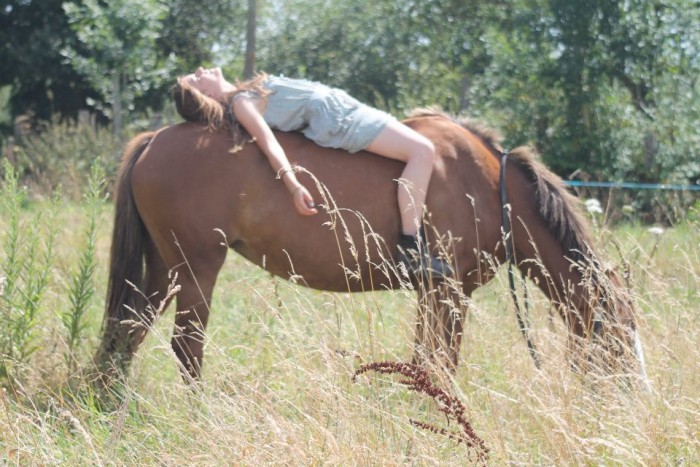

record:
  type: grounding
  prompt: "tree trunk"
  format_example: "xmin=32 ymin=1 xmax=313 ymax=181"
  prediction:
xmin=243 ymin=0 xmax=257 ymax=79
xmin=112 ymin=71 xmax=122 ymax=138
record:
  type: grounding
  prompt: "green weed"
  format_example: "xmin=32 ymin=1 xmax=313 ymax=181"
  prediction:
xmin=62 ymin=162 xmax=106 ymax=370
xmin=0 ymin=161 xmax=59 ymax=387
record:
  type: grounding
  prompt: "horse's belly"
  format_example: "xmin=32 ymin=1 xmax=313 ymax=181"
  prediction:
xmin=232 ymin=238 xmax=400 ymax=293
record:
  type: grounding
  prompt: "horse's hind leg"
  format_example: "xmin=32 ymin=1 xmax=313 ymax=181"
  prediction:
xmin=128 ymin=239 xmax=173 ymax=350
xmin=170 ymin=249 xmax=226 ymax=382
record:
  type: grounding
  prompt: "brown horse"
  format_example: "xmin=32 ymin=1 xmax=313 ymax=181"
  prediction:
xmin=95 ymin=109 xmax=649 ymax=387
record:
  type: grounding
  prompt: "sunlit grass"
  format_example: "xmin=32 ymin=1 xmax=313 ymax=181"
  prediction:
xmin=1 ymin=201 xmax=699 ymax=465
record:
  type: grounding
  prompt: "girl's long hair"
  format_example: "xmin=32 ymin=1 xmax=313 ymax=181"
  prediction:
xmin=170 ymin=72 xmax=270 ymax=151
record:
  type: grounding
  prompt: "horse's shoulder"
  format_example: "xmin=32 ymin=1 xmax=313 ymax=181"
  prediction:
xmin=402 ymin=108 xmax=455 ymax=133
xmin=404 ymin=107 xmax=504 ymax=153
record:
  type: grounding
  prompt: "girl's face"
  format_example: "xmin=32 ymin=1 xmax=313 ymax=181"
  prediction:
xmin=183 ymin=67 xmax=231 ymax=99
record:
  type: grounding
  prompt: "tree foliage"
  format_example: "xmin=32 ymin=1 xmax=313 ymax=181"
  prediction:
xmin=0 ymin=0 xmax=95 ymax=121
xmin=157 ymin=0 xmax=248 ymax=72
xmin=0 ymin=0 xmax=698 ymax=187
xmin=62 ymin=0 xmax=174 ymax=134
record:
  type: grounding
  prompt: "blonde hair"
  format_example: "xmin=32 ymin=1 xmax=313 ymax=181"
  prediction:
xmin=171 ymin=72 xmax=271 ymax=151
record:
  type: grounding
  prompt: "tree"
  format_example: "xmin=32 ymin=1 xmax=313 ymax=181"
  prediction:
xmin=0 ymin=0 xmax=96 ymax=123
xmin=464 ymin=0 xmax=699 ymax=185
xmin=1 ymin=0 xmax=697 ymax=190
xmin=157 ymin=0 xmax=248 ymax=74
xmin=62 ymin=0 xmax=173 ymax=136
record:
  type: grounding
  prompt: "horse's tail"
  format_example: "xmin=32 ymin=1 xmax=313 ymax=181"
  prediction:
xmin=104 ymin=132 xmax=154 ymax=326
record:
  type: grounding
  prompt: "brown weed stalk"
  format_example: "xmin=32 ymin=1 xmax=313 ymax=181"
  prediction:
xmin=353 ymin=362 xmax=488 ymax=463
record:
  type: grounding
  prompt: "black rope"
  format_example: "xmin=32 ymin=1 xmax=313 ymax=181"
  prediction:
xmin=499 ymin=151 xmax=541 ymax=369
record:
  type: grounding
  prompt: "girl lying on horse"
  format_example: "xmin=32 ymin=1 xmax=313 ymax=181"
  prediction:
xmin=171 ymin=67 xmax=451 ymax=279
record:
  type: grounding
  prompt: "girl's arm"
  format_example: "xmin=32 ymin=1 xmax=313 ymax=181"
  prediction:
xmin=232 ymin=95 xmax=317 ymax=216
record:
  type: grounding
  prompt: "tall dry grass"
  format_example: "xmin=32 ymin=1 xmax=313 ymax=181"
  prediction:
xmin=0 ymin=191 xmax=698 ymax=464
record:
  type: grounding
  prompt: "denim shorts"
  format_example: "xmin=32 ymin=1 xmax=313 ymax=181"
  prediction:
xmin=301 ymin=87 xmax=395 ymax=153
xmin=262 ymin=76 xmax=396 ymax=153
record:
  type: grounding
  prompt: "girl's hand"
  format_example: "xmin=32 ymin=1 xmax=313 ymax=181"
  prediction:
xmin=292 ymin=185 xmax=318 ymax=216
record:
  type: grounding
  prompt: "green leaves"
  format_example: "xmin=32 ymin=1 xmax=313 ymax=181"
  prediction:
xmin=0 ymin=161 xmax=58 ymax=383
xmin=62 ymin=0 xmax=174 ymax=131
xmin=1 ymin=0 xmax=698 ymax=193
xmin=63 ymin=162 xmax=106 ymax=369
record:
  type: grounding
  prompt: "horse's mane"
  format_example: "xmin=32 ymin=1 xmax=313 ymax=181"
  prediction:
xmin=409 ymin=107 xmax=595 ymax=264
xmin=508 ymin=147 xmax=594 ymax=264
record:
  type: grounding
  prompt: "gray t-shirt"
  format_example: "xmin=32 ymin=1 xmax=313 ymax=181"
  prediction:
xmin=243 ymin=75 xmax=395 ymax=153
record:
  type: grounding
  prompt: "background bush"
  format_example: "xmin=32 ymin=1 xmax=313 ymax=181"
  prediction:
xmin=8 ymin=119 xmax=121 ymax=200
xmin=1 ymin=0 xmax=698 ymax=199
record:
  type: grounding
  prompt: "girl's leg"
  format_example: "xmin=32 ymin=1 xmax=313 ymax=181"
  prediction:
xmin=366 ymin=120 xmax=451 ymax=279
xmin=365 ymin=120 xmax=436 ymax=236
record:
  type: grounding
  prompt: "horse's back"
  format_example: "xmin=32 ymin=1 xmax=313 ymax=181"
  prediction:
xmin=129 ymin=117 xmax=503 ymax=291
xmin=130 ymin=124 xmax=403 ymax=290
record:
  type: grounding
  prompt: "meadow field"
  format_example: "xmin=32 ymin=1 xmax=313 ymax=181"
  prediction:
xmin=1 ymin=180 xmax=698 ymax=465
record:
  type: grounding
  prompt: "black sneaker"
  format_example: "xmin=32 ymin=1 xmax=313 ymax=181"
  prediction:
xmin=397 ymin=234 xmax=453 ymax=280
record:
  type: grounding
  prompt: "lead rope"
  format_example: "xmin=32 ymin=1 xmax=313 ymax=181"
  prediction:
xmin=500 ymin=151 xmax=541 ymax=369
